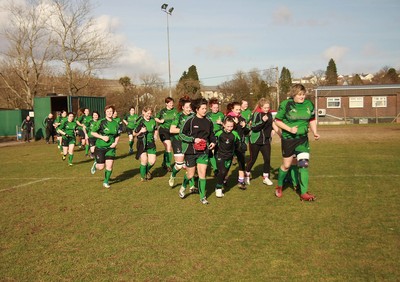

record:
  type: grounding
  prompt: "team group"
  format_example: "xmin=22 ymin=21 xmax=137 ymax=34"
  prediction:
xmin=50 ymin=83 xmax=320 ymax=204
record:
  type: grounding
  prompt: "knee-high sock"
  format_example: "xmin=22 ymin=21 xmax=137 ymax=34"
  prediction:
xmin=290 ymin=165 xmax=299 ymax=187
xmin=182 ymin=174 xmax=189 ymax=189
xmin=104 ymin=169 xmax=112 ymax=183
xmin=129 ymin=140 xmax=133 ymax=149
xmin=68 ymin=154 xmax=74 ymax=164
xmin=147 ymin=163 xmax=154 ymax=172
xmin=172 ymin=163 xmax=180 ymax=177
xmin=198 ymin=178 xmax=206 ymax=199
xmin=140 ymin=164 xmax=147 ymax=178
xmin=298 ymin=167 xmax=309 ymax=195
xmin=167 ymin=152 xmax=173 ymax=167
xmin=278 ymin=167 xmax=289 ymax=187
xmin=189 ymin=177 xmax=195 ymax=188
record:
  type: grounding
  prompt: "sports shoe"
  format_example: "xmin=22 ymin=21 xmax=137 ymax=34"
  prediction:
xmin=90 ymin=162 xmax=97 ymax=174
xmin=189 ymin=186 xmax=199 ymax=194
xmin=238 ymin=182 xmax=247 ymax=190
xmin=275 ymin=186 xmax=283 ymax=198
xmin=200 ymin=197 xmax=209 ymax=205
xmin=146 ymin=171 xmax=153 ymax=180
xmin=179 ymin=186 xmax=186 ymax=199
xmin=129 ymin=148 xmax=134 ymax=154
xmin=166 ymin=166 xmax=172 ymax=172
xmin=103 ymin=182 xmax=111 ymax=189
xmin=263 ymin=177 xmax=273 ymax=186
xmin=300 ymin=192 xmax=316 ymax=201
xmin=244 ymin=177 xmax=250 ymax=185
xmin=68 ymin=163 xmax=73 ymax=166
xmin=140 ymin=177 xmax=147 ymax=182
xmin=62 ymin=155 xmax=66 ymax=161
xmin=215 ymin=188 xmax=224 ymax=198
xmin=168 ymin=175 xmax=175 ymax=187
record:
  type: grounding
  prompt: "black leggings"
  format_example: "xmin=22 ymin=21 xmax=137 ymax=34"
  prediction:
xmin=245 ymin=143 xmax=271 ymax=174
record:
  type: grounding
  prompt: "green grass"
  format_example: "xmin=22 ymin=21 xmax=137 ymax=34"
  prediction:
xmin=1 ymin=124 xmax=400 ymax=281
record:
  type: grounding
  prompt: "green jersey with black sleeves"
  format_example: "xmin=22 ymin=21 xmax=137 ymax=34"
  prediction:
xmin=92 ymin=118 xmax=120 ymax=149
xmin=156 ymin=108 xmax=178 ymax=129
xmin=134 ymin=117 xmax=157 ymax=144
xmin=275 ymin=98 xmax=315 ymax=140
xmin=206 ymin=111 xmax=225 ymax=133
xmin=78 ymin=115 xmax=92 ymax=129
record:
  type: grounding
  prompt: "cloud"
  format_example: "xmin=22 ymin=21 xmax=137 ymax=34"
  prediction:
xmin=361 ymin=43 xmax=381 ymax=57
xmin=322 ymin=46 xmax=349 ymax=62
xmin=272 ymin=6 xmax=293 ymax=25
xmin=194 ymin=45 xmax=235 ymax=59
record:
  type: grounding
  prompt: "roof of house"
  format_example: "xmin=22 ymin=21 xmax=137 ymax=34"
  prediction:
xmin=315 ymin=84 xmax=400 ymax=97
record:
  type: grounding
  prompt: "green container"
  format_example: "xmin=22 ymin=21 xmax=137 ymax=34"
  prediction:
xmin=34 ymin=95 xmax=106 ymax=140
xmin=0 ymin=109 xmax=31 ymax=137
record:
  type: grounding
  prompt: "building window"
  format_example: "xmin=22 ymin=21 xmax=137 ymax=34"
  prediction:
xmin=349 ymin=97 xmax=364 ymax=108
xmin=372 ymin=96 xmax=387 ymax=108
xmin=327 ymin=97 xmax=341 ymax=108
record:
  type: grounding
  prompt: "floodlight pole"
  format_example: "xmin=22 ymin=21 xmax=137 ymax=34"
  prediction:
xmin=161 ymin=4 xmax=174 ymax=97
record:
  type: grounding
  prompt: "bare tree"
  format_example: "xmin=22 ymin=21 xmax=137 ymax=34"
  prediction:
xmin=49 ymin=0 xmax=121 ymax=95
xmin=0 ymin=0 xmax=55 ymax=108
xmin=312 ymin=69 xmax=325 ymax=86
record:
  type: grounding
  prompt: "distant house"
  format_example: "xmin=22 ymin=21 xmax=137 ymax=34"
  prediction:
xmin=314 ymin=84 xmax=400 ymax=124
xmin=200 ymin=86 xmax=224 ymax=100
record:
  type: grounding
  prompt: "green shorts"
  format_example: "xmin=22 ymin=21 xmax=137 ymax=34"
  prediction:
xmin=185 ymin=153 xmax=209 ymax=168
xmin=146 ymin=147 xmax=157 ymax=155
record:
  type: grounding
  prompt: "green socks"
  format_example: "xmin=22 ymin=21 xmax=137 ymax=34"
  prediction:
xmin=277 ymin=167 xmax=289 ymax=187
xmin=104 ymin=169 xmax=112 ymax=183
xmin=198 ymin=178 xmax=206 ymax=199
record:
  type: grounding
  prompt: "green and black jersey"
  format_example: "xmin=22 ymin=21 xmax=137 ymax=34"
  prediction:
xmin=77 ymin=115 xmax=92 ymax=129
xmin=249 ymin=111 xmax=273 ymax=145
xmin=241 ymin=108 xmax=252 ymax=124
xmin=170 ymin=112 xmax=193 ymax=141
xmin=58 ymin=120 xmax=77 ymax=139
xmin=156 ymin=108 xmax=178 ymax=129
xmin=215 ymin=129 xmax=240 ymax=160
xmin=275 ymin=98 xmax=315 ymax=140
xmin=180 ymin=116 xmax=216 ymax=155
xmin=92 ymin=118 xmax=120 ymax=149
xmin=124 ymin=114 xmax=140 ymax=130
xmin=134 ymin=117 xmax=157 ymax=145
xmin=206 ymin=111 xmax=225 ymax=133
xmin=54 ymin=116 xmax=67 ymax=131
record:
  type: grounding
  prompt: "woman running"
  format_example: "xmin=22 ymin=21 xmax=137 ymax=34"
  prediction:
xmin=155 ymin=97 xmax=178 ymax=172
xmin=87 ymin=111 xmax=100 ymax=159
xmin=245 ymin=98 xmax=280 ymax=186
xmin=57 ymin=112 xmax=78 ymax=166
xmin=134 ymin=106 xmax=158 ymax=181
xmin=90 ymin=105 xmax=120 ymax=189
xmin=274 ymin=84 xmax=320 ymax=201
xmin=179 ymin=98 xmax=216 ymax=205
xmin=123 ymin=106 xmax=139 ymax=154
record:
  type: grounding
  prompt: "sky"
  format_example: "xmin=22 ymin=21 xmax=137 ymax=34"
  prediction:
xmin=1 ymin=0 xmax=400 ymax=86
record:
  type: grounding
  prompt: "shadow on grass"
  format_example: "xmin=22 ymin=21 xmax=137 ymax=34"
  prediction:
xmin=111 ymin=168 xmax=140 ymax=184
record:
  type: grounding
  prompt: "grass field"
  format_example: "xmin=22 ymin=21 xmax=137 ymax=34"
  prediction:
xmin=1 ymin=124 xmax=399 ymax=281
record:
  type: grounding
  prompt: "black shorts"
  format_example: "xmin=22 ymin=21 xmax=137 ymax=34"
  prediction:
xmin=184 ymin=153 xmax=209 ymax=168
xmin=94 ymin=147 xmax=116 ymax=164
xmin=77 ymin=129 xmax=85 ymax=138
xmin=159 ymin=127 xmax=171 ymax=142
xmin=172 ymin=139 xmax=183 ymax=155
xmin=281 ymin=136 xmax=309 ymax=158
xmin=89 ymin=137 xmax=97 ymax=147
xmin=126 ymin=128 xmax=134 ymax=135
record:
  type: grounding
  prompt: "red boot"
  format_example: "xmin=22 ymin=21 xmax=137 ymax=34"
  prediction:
xmin=300 ymin=192 xmax=316 ymax=201
xmin=275 ymin=186 xmax=282 ymax=198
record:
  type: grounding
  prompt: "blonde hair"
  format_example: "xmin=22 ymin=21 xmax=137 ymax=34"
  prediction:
xmin=253 ymin=98 xmax=271 ymax=113
xmin=290 ymin=84 xmax=306 ymax=98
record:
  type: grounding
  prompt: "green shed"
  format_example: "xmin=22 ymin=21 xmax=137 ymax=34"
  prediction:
xmin=34 ymin=95 xmax=106 ymax=140
xmin=0 ymin=109 xmax=31 ymax=138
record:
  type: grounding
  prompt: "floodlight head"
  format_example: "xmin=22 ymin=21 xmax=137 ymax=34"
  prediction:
xmin=168 ymin=7 xmax=174 ymax=14
xmin=161 ymin=3 xmax=168 ymax=10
